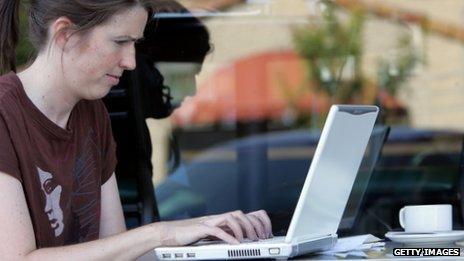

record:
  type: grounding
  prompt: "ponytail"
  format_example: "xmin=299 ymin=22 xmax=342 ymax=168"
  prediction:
xmin=0 ymin=0 xmax=20 ymax=74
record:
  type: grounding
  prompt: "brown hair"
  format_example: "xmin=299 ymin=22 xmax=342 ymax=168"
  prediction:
xmin=139 ymin=0 xmax=211 ymax=63
xmin=0 ymin=0 xmax=153 ymax=75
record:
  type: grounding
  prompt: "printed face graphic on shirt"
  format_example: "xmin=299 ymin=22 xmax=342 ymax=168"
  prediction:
xmin=38 ymin=167 xmax=64 ymax=237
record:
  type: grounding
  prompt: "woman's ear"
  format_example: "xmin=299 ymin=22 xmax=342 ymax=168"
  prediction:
xmin=50 ymin=17 xmax=75 ymax=51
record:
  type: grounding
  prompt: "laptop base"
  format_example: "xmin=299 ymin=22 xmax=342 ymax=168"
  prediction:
xmin=154 ymin=235 xmax=336 ymax=260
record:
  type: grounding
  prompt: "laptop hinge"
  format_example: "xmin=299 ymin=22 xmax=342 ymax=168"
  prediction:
xmin=290 ymin=234 xmax=337 ymax=257
xmin=288 ymin=233 xmax=337 ymax=244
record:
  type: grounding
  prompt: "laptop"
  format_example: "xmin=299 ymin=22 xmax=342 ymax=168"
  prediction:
xmin=154 ymin=104 xmax=379 ymax=260
xmin=338 ymin=125 xmax=390 ymax=234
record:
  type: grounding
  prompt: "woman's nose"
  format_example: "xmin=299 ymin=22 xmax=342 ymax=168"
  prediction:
xmin=120 ymin=44 xmax=136 ymax=70
xmin=44 ymin=199 xmax=52 ymax=214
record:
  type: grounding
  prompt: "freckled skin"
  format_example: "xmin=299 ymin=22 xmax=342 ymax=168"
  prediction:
xmin=60 ymin=6 xmax=148 ymax=101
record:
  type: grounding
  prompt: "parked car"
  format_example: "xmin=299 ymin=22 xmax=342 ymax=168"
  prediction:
xmin=155 ymin=126 xmax=463 ymax=237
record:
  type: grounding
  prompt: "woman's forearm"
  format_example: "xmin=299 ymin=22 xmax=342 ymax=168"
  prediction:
xmin=20 ymin=210 xmax=272 ymax=261
xmin=26 ymin=222 xmax=166 ymax=261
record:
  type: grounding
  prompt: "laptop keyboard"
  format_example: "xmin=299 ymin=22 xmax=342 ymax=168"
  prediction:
xmin=241 ymin=236 xmax=285 ymax=244
xmin=194 ymin=236 xmax=285 ymax=246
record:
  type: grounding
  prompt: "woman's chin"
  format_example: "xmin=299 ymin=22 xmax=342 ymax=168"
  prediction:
xmin=83 ymin=85 xmax=113 ymax=100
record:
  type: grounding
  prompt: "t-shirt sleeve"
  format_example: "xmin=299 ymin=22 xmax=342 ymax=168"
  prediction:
xmin=0 ymin=114 xmax=21 ymax=182
xmin=96 ymin=101 xmax=117 ymax=185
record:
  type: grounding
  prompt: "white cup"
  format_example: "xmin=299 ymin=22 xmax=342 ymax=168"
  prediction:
xmin=399 ymin=204 xmax=452 ymax=233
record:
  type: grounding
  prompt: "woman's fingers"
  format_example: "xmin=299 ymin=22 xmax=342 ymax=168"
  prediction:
xmin=189 ymin=209 xmax=272 ymax=244
xmin=248 ymin=210 xmax=273 ymax=237
xmin=201 ymin=214 xmax=245 ymax=241
xmin=219 ymin=210 xmax=272 ymax=240
xmin=246 ymin=213 xmax=266 ymax=239
xmin=232 ymin=211 xmax=259 ymax=241
xmin=197 ymin=224 xmax=240 ymax=245
xmin=224 ymin=215 xmax=244 ymax=242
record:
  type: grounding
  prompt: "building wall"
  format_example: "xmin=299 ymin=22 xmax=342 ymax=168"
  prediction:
xmin=363 ymin=0 xmax=464 ymax=130
xmin=149 ymin=0 xmax=464 ymax=183
xmin=198 ymin=0 xmax=464 ymax=130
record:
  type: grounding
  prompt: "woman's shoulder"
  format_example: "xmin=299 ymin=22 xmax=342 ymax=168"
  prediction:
xmin=0 ymin=72 xmax=23 ymax=116
xmin=0 ymin=72 xmax=21 ymax=99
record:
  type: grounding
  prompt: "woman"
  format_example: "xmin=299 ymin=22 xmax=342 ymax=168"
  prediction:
xmin=0 ymin=1 xmax=272 ymax=260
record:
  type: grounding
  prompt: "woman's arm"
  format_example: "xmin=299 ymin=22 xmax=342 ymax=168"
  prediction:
xmin=0 ymin=171 xmax=166 ymax=261
xmin=100 ymin=173 xmax=126 ymax=238
xmin=0 ymin=172 xmax=272 ymax=261
xmin=0 ymin=172 xmax=36 ymax=260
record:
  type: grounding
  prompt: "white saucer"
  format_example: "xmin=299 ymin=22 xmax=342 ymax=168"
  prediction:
xmin=385 ymin=231 xmax=464 ymax=245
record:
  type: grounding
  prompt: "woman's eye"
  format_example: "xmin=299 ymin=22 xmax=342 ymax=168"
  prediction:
xmin=43 ymin=179 xmax=56 ymax=194
xmin=114 ymin=40 xmax=127 ymax=46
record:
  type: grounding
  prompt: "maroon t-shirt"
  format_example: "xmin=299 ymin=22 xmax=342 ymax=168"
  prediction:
xmin=0 ymin=72 xmax=117 ymax=247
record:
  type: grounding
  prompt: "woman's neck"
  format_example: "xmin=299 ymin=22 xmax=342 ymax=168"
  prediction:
xmin=16 ymin=55 xmax=79 ymax=129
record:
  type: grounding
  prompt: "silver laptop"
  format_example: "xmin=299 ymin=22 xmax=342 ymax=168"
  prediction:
xmin=154 ymin=104 xmax=379 ymax=260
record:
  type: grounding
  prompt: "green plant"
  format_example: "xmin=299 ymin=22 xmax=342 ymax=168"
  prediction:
xmin=292 ymin=0 xmax=422 ymax=126
xmin=293 ymin=0 xmax=365 ymax=103
xmin=377 ymin=33 xmax=422 ymax=96
xmin=16 ymin=1 xmax=35 ymax=68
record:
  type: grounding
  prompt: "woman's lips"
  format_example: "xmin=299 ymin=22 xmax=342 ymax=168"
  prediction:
xmin=106 ymin=74 xmax=120 ymax=85
xmin=50 ymin=219 xmax=58 ymax=228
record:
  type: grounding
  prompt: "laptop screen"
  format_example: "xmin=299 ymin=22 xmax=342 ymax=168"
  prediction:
xmin=338 ymin=126 xmax=390 ymax=234
xmin=285 ymin=105 xmax=379 ymax=242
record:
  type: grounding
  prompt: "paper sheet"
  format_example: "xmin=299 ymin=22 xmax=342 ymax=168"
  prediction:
xmin=322 ymin=234 xmax=384 ymax=255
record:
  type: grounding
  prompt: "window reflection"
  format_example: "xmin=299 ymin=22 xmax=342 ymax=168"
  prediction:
xmin=150 ymin=0 xmax=464 ymax=238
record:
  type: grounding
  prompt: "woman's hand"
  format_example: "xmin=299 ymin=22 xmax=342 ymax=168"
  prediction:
xmin=159 ymin=210 xmax=273 ymax=246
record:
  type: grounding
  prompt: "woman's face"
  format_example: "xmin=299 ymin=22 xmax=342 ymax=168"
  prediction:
xmin=38 ymin=167 xmax=64 ymax=237
xmin=61 ymin=5 xmax=148 ymax=100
